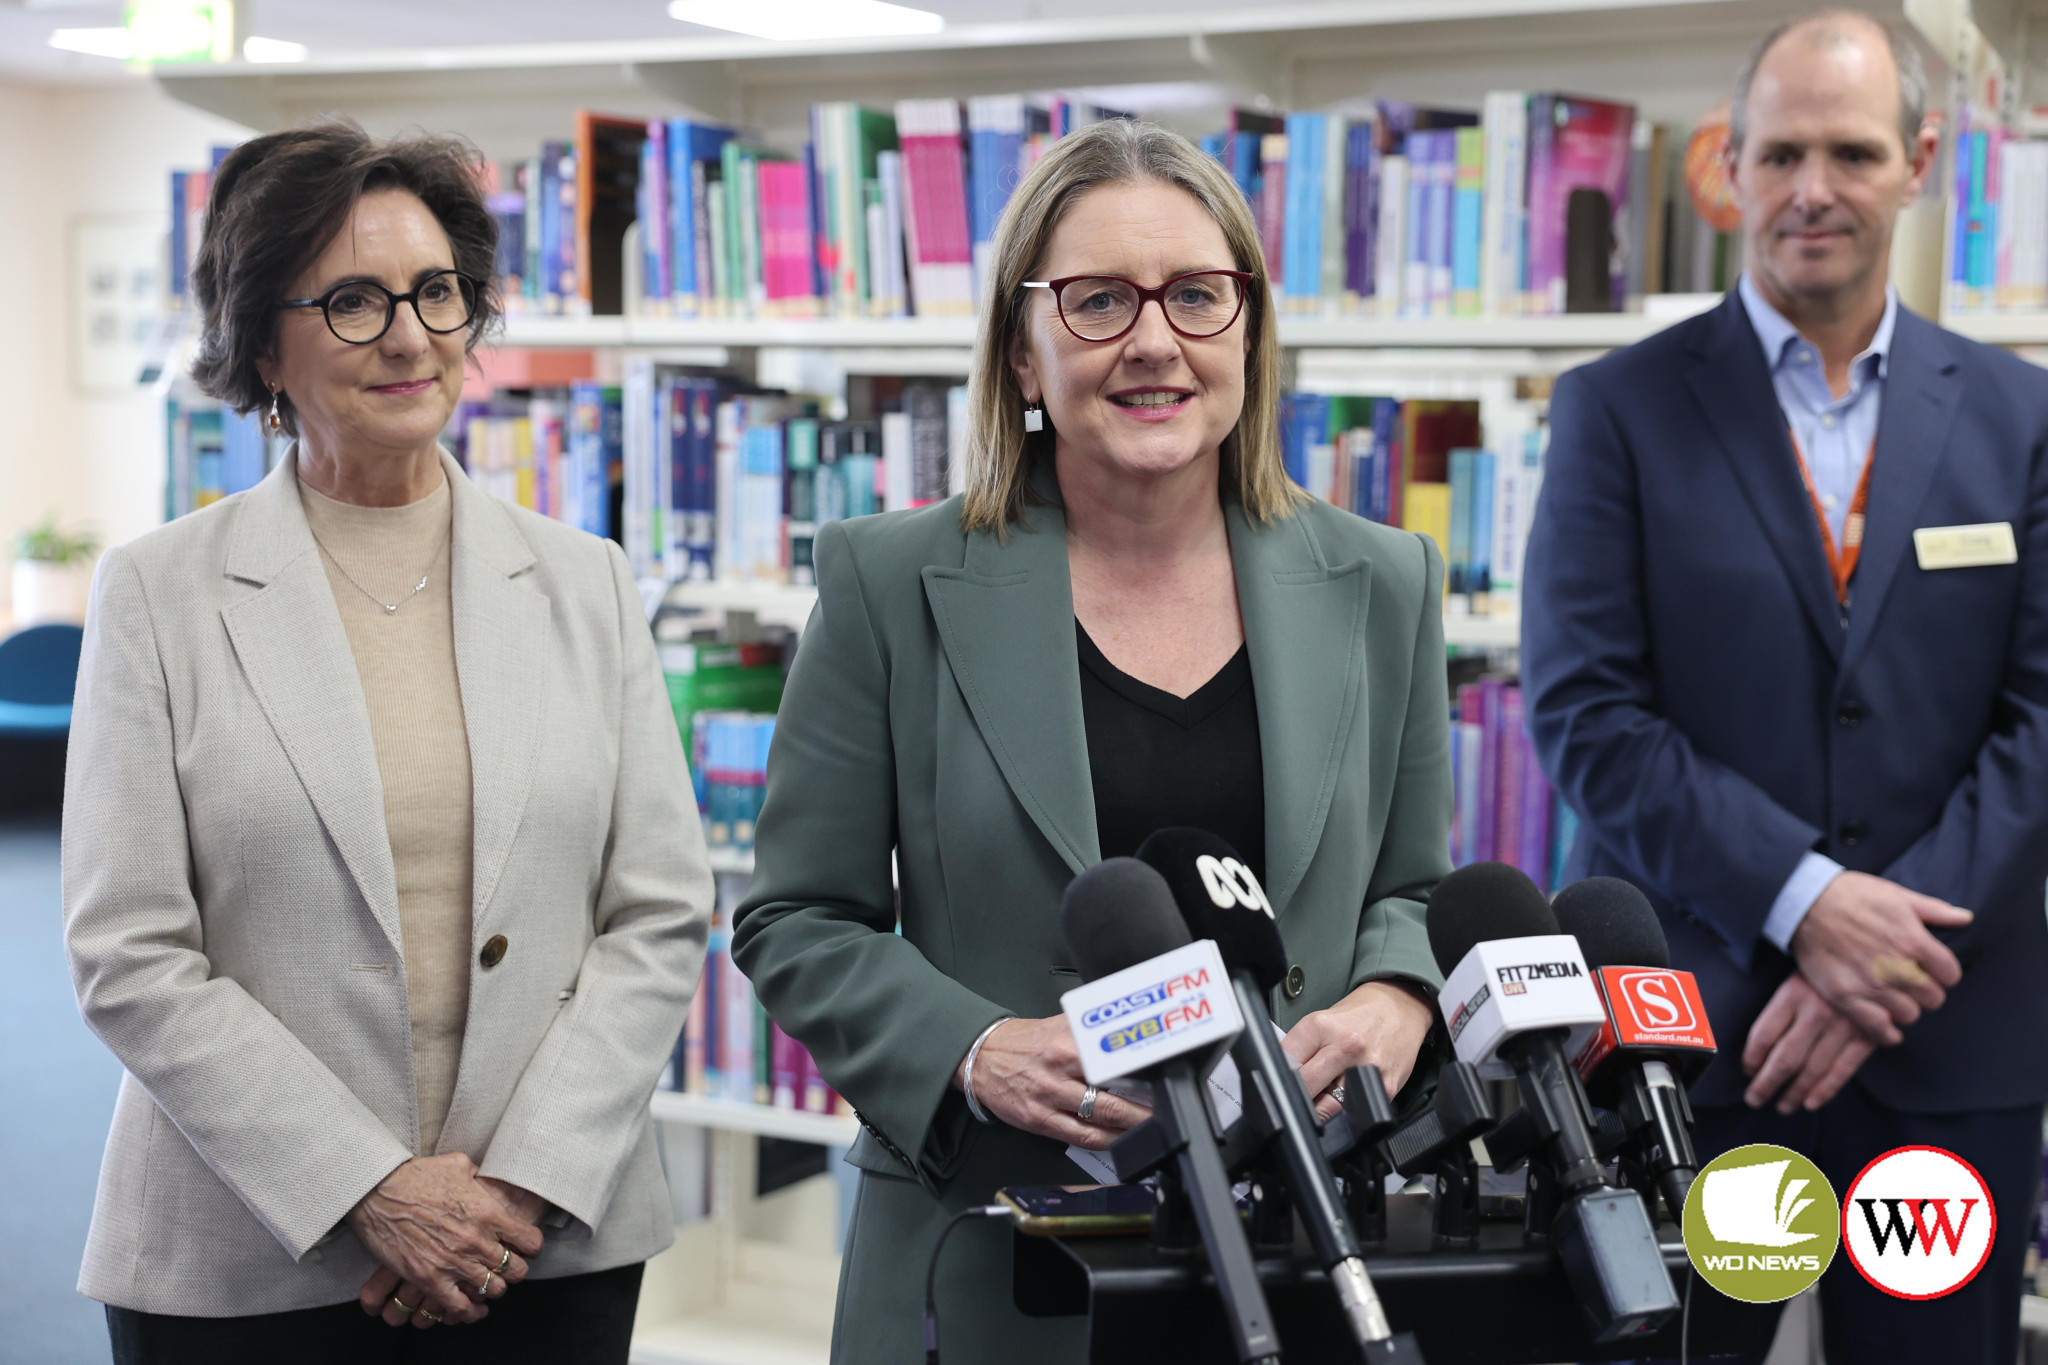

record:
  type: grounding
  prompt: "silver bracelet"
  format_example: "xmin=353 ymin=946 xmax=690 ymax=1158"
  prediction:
xmin=960 ymin=1018 xmax=1011 ymax=1125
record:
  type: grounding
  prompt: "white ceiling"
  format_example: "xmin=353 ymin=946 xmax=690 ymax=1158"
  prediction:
xmin=0 ymin=0 xmax=1264 ymax=84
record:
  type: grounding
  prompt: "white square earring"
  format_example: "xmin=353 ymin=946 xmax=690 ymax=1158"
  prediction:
xmin=1023 ymin=401 xmax=1044 ymax=434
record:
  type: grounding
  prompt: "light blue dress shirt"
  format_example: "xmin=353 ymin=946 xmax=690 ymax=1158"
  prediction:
xmin=1736 ymin=274 xmax=1898 ymax=950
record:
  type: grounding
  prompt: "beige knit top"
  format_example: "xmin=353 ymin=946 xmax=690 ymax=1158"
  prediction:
xmin=300 ymin=472 xmax=473 ymax=1155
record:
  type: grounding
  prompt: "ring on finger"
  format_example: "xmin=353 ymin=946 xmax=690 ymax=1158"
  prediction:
xmin=1076 ymin=1084 xmax=1099 ymax=1123
xmin=479 ymin=1269 xmax=496 ymax=1297
xmin=388 ymin=1294 xmax=414 ymax=1316
xmin=495 ymin=1243 xmax=512 ymax=1274
xmin=1328 ymin=1081 xmax=1347 ymax=1105
xmin=417 ymin=1307 xmax=441 ymax=1324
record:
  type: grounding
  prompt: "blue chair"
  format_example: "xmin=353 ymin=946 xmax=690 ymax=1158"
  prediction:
xmin=0 ymin=624 xmax=82 ymax=738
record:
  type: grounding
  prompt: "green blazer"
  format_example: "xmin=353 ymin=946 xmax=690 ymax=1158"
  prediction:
xmin=733 ymin=482 xmax=1453 ymax=1364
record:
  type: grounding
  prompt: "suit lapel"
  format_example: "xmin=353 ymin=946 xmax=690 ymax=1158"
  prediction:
xmin=444 ymin=454 xmax=551 ymax=923
xmin=220 ymin=454 xmax=403 ymax=953
xmin=923 ymin=499 xmax=1099 ymax=877
xmin=1231 ymin=503 xmax=1371 ymax=921
xmin=1685 ymin=296 xmax=1845 ymax=663
xmin=1840 ymin=311 xmax=1961 ymax=677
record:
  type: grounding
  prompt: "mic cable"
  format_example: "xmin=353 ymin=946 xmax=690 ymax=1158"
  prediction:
xmin=923 ymin=1203 xmax=1010 ymax=1365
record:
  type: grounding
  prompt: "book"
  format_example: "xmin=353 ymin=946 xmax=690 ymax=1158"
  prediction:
xmin=1259 ymin=133 xmax=1289 ymax=287
xmin=1480 ymin=92 xmax=1528 ymax=316
xmin=1452 ymin=126 xmax=1486 ymax=316
xmin=1524 ymin=95 xmax=1635 ymax=314
xmin=896 ymin=99 xmax=975 ymax=316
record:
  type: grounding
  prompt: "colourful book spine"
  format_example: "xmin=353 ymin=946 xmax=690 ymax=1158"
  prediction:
xmin=1475 ymin=679 xmax=1502 ymax=864
xmin=1470 ymin=449 xmax=1495 ymax=609
xmin=1496 ymin=686 xmax=1526 ymax=874
xmin=1454 ymin=712 xmax=1484 ymax=867
xmin=1523 ymin=96 xmax=1557 ymax=313
xmin=770 ymin=1023 xmax=800 ymax=1110
xmin=1259 ymin=133 xmax=1289 ymax=291
xmin=1403 ymin=134 xmax=1432 ymax=317
xmin=684 ymin=969 xmax=709 ymax=1093
xmin=1518 ymin=728 xmax=1553 ymax=888
xmin=895 ymin=100 xmax=975 ymax=316
xmin=1427 ymin=131 xmax=1456 ymax=317
xmin=1446 ymin=449 xmax=1475 ymax=597
xmin=641 ymin=121 xmax=670 ymax=309
xmin=1345 ymin=121 xmax=1379 ymax=300
xmin=1451 ymin=126 xmax=1485 ymax=316
xmin=1402 ymin=481 xmax=1452 ymax=589
xmin=722 ymin=937 xmax=755 ymax=1103
xmin=800 ymin=1049 xmax=831 ymax=1114
xmin=700 ymin=925 xmax=724 ymax=1093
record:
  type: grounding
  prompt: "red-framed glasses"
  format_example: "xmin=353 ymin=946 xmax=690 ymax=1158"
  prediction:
xmin=1021 ymin=270 xmax=1257 ymax=342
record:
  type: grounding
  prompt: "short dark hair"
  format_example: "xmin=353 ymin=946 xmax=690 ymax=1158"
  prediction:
xmin=1730 ymin=11 xmax=1926 ymax=154
xmin=189 ymin=119 xmax=501 ymax=436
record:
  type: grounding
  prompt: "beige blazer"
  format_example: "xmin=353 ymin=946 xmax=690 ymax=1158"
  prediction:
xmin=62 ymin=451 xmax=712 ymax=1317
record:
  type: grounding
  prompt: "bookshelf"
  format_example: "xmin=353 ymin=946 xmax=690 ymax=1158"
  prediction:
xmin=664 ymin=576 xmax=1524 ymax=649
xmin=652 ymin=1089 xmax=860 ymax=1147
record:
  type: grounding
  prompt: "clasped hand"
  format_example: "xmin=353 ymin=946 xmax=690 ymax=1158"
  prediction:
xmin=959 ymin=980 xmax=1435 ymax=1146
xmin=347 ymin=1153 xmax=547 ymax=1327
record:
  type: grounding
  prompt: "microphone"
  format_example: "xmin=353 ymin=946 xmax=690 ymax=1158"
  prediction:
xmin=1058 ymin=858 xmax=1281 ymax=1365
xmin=1428 ymin=862 xmax=1681 ymax=1343
xmin=1553 ymin=877 xmax=1715 ymax=1225
xmin=1137 ymin=829 xmax=1424 ymax=1364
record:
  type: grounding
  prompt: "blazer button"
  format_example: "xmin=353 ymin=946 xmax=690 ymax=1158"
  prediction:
xmin=1284 ymin=965 xmax=1307 ymax=1000
xmin=1838 ymin=821 xmax=1868 ymax=847
xmin=479 ymin=935 xmax=509 ymax=969
xmin=1836 ymin=700 xmax=1867 ymax=728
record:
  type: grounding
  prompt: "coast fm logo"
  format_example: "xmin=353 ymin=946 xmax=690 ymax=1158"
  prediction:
xmin=1682 ymin=1145 xmax=1839 ymax=1303
xmin=1841 ymin=1146 xmax=1996 ymax=1300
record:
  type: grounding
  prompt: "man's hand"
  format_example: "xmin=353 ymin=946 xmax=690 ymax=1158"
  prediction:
xmin=1790 ymin=871 xmax=1971 ymax=1044
xmin=1742 ymin=972 xmax=1878 ymax=1113
xmin=1281 ymin=979 xmax=1436 ymax=1123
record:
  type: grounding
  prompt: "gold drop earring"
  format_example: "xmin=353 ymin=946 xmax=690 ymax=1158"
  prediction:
xmin=267 ymin=386 xmax=284 ymax=435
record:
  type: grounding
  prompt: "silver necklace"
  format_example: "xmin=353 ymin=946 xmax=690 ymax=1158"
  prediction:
xmin=311 ymin=532 xmax=434 ymax=614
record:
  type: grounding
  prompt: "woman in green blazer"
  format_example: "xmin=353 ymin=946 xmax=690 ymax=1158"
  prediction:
xmin=732 ymin=119 xmax=1453 ymax=1363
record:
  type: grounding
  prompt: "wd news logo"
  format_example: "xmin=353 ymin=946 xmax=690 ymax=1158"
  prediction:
xmin=1841 ymin=1145 xmax=1995 ymax=1300
xmin=1682 ymin=1145 xmax=1839 ymax=1303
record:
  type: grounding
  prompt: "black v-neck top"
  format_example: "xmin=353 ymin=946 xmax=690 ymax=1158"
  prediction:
xmin=1077 ymin=621 xmax=1266 ymax=885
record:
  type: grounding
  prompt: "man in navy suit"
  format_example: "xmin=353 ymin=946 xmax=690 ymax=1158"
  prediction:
xmin=1523 ymin=13 xmax=2048 ymax=1362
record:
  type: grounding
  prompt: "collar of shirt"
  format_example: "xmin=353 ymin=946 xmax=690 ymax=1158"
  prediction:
xmin=1738 ymin=271 xmax=1896 ymax=414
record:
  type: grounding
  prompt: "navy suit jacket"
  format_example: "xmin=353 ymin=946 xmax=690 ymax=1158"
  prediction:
xmin=1522 ymin=293 xmax=2048 ymax=1112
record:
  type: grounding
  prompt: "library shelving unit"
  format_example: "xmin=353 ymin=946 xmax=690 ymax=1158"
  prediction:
xmin=145 ymin=3 xmax=2014 ymax=1361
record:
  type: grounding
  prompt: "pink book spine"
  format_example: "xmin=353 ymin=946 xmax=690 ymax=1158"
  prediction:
xmin=769 ymin=1022 xmax=801 ymax=1110
xmin=902 ymin=135 xmax=972 ymax=266
xmin=757 ymin=161 xmax=795 ymax=304
xmin=1518 ymin=729 xmax=1554 ymax=889
xmin=1475 ymin=679 xmax=1502 ymax=864
xmin=1497 ymin=687 xmax=1526 ymax=874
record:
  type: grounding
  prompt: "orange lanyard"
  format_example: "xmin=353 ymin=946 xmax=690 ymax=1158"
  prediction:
xmin=1787 ymin=429 xmax=1875 ymax=606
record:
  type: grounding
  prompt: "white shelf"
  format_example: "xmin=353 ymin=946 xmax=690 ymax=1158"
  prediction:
xmin=496 ymin=312 xmax=1678 ymax=353
xmin=665 ymin=578 xmax=1519 ymax=648
xmin=1943 ymin=312 xmax=2048 ymax=346
xmin=651 ymin=1089 xmax=861 ymax=1147
xmin=1442 ymin=610 xmax=1521 ymax=650
xmin=705 ymin=845 xmax=756 ymax=876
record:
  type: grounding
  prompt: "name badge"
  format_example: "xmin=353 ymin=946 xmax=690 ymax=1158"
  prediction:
xmin=1913 ymin=522 xmax=2018 ymax=571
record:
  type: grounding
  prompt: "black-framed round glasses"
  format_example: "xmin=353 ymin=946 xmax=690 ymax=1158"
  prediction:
xmin=1021 ymin=270 xmax=1256 ymax=343
xmin=276 ymin=270 xmax=483 ymax=345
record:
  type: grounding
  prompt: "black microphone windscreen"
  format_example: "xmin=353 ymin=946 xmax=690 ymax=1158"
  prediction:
xmin=1552 ymin=877 xmax=1670 ymax=970
xmin=1134 ymin=828 xmax=1289 ymax=994
xmin=1062 ymin=857 xmax=1193 ymax=982
xmin=1425 ymin=861 xmax=1559 ymax=976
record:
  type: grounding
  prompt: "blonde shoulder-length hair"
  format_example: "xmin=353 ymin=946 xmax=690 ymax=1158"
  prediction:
xmin=960 ymin=118 xmax=1302 ymax=534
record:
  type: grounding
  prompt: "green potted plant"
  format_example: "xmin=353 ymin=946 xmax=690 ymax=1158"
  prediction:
xmin=11 ymin=515 xmax=100 ymax=626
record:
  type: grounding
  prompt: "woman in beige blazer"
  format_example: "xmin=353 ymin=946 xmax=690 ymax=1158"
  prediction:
xmin=62 ymin=122 xmax=710 ymax=1363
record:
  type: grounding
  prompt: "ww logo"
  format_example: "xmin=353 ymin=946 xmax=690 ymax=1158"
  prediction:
xmin=1842 ymin=1146 xmax=1995 ymax=1300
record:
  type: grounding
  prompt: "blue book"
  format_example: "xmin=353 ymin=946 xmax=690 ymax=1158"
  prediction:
xmin=537 ymin=141 xmax=567 ymax=311
xmin=1201 ymin=132 xmax=1226 ymax=165
xmin=1470 ymin=450 xmax=1495 ymax=600
xmin=668 ymin=121 xmax=736 ymax=313
xmin=1278 ymin=392 xmax=1329 ymax=488
xmin=1446 ymin=449 xmax=1476 ymax=596
xmin=169 ymin=171 xmax=190 ymax=303
xmin=1368 ymin=397 xmax=1401 ymax=525
xmin=1283 ymin=114 xmax=1324 ymax=304
xmin=1404 ymin=132 xmax=1434 ymax=317
xmin=1427 ymin=132 xmax=1456 ymax=317
xmin=1344 ymin=123 xmax=1378 ymax=298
